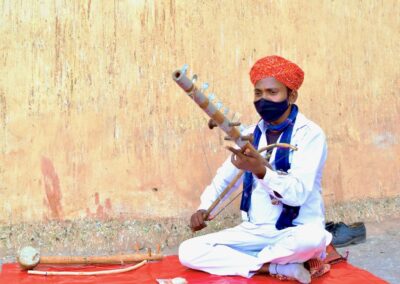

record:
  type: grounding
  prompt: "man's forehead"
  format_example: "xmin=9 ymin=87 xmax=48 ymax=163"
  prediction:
xmin=254 ymin=77 xmax=286 ymax=89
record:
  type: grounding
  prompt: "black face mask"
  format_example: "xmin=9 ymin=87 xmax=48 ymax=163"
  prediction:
xmin=254 ymin=98 xmax=289 ymax=122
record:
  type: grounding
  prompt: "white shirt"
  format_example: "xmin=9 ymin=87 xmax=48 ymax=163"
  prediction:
xmin=198 ymin=112 xmax=328 ymax=227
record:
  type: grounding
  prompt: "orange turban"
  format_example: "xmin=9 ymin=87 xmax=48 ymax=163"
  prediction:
xmin=249 ymin=55 xmax=304 ymax=90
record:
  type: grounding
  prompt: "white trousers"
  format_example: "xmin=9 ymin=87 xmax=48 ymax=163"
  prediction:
xmin=179 ymin=222 xmax=331 ymax=278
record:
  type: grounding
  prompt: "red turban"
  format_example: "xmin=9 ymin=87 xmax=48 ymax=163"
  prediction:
xmin=249 ymin=55 xmax=304 ymax=90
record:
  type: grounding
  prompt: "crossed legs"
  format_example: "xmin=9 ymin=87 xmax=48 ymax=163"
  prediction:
xmin=179 ymin=222 xmax=328 ymax=280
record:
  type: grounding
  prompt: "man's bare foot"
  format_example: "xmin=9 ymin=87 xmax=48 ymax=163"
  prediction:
xmin=255 ymin=263 xmax=270 ymax=274
xmin=269 ymin=263 xmax=311 ymax=283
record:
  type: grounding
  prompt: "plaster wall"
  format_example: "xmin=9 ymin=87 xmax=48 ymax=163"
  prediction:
xmin=0 ymin=0 xmax=399 ymax=223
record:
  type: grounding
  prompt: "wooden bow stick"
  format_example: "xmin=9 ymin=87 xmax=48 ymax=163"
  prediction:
xmin=28 ymin=260 xmax=147 ymax=276
xmin=203 ymin=142 xmax=297 ymax=221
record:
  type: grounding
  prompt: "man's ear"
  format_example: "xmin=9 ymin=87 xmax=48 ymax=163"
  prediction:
xmin=288 ymin=90 xmax=298 ymax=104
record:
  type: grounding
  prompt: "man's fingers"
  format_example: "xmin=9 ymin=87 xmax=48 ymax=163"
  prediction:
xmin=195 ymin=213 xmax=204 ymax=227
xmin=227 ymin=146 xmax=260 ymax=158
xmin=243 ymin=148 xmax=259 ymax=158
xmin=191 ymin=214 xmax=200 ymax=229
xmin=225 ymin=146 xmax=238 ymax=154
xmin=191 ymin=216 xmax=198 ymax=229
xmin=190 ymin=217 xmax=196 ymax=229
xmin=226 ymin=146 xmax=248 ymax=163
xmin=226 ymin=146 xmax=244 ymax=156
xmin=189 ymin=210 xmax=208 ymax=232
xmin=194 ymin=212 xmax=206 ymax=229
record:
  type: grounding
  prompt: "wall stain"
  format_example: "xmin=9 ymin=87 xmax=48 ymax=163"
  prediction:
xmin=86 ymin=192 xmax=113 ymax=220
xmin=41 ymin=157 xmax=63 ymax=219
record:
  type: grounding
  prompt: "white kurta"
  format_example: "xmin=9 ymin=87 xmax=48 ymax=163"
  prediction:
xmin=179 ymin=112 xmax=332 ymax=278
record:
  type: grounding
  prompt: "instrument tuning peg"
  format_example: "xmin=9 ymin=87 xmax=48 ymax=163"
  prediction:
xmin=208 ymin=119 xmax=218 ymax=129
xmin=191 ymin=74 xmax=198 ymax=83
xmin=200 ymin=82 xmax=209 ymax=92
xmin=216 ymin=101 xmax=223 ymax=110
xmin=180 ymin=64 xmax=188 ymax=75
xmin=208 ymin=93 xmax=216 ymax=101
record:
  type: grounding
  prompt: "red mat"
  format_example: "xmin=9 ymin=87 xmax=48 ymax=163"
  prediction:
xmin=0 ymin=255 xmax=388 ymax=283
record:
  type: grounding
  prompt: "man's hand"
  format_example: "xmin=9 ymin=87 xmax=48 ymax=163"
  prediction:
xmin=190 ymin=209 xmax=208 ymax=232
xmin=226 ymin=146 xmax=268 ymax=179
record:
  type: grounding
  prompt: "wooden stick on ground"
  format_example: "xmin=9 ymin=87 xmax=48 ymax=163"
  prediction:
xmin=37 ymin=253 xmax=163 ymax=265
xmin=18 ymin=246 xmax=163 ymax=270
xmin=27 ymin=259 xmax=147 ymax=276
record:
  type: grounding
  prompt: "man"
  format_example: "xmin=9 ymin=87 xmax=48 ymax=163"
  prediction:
xmin=179 ymin=55 xmax=331 ymax=283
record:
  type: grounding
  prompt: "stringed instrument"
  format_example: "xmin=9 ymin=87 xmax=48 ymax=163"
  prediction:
xmin=172 ymin=66 xmax=297 ymax=221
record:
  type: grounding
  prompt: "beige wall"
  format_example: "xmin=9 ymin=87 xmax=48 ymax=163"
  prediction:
xmin=0 ymin=0 xmax=399 ymax=223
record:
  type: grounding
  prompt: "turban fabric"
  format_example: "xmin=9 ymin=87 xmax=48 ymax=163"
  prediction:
xmin=249 ymin=55 xmax=304 ymax=90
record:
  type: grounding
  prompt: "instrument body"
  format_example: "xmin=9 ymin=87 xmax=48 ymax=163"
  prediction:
xmin=172 ymin=70 xmax=251 ymax=148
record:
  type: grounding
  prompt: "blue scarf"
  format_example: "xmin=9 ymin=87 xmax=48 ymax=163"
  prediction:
xmin=240 ymin=104 xmax=300 ymax=230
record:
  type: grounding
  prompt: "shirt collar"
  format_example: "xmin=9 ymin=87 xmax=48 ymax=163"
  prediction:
xmin=256 ymin=111 xmax=309 ymax=133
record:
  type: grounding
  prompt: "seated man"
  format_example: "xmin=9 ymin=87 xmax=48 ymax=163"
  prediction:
xmin=179 ymin=55 xmax=332 ymax=283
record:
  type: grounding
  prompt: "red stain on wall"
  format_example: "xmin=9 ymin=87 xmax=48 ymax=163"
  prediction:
xmin=95 ymin=192 xmax=100 ymax=205
xmin=41 ymin=157 xmax=63 ymax=219
xmin=105 ymin=198 xmax=112 ymax=210
xmin=86 ymin=192 xmax=112 ymax=220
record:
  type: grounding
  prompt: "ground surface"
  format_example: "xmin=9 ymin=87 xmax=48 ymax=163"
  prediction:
xmin=336 ymin=218 xmax=400 ymax=284
xmin=1 ymin=212 xmax=399 ymax=283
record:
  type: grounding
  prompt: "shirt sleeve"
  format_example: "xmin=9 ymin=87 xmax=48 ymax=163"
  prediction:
xmin=257 ymin=126 xmax=328 ymax=206
xmin=198 ymin=156 xmax=243 ymax=212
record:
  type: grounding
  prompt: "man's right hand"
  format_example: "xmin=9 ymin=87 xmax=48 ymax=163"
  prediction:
xmin=190 ymin=209 xmax=208 ymax=232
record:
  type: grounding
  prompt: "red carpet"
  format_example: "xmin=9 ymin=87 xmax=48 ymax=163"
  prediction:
xmin=0 ymin=255 xmax=388 ymax=283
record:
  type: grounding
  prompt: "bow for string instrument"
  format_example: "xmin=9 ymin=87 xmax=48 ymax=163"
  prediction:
xmin=172 ymin=66 xmax=297 ymax=221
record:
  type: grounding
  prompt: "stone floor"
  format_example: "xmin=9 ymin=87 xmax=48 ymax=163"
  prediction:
xmin=336 ymin=218 xmax=400 ymax=284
